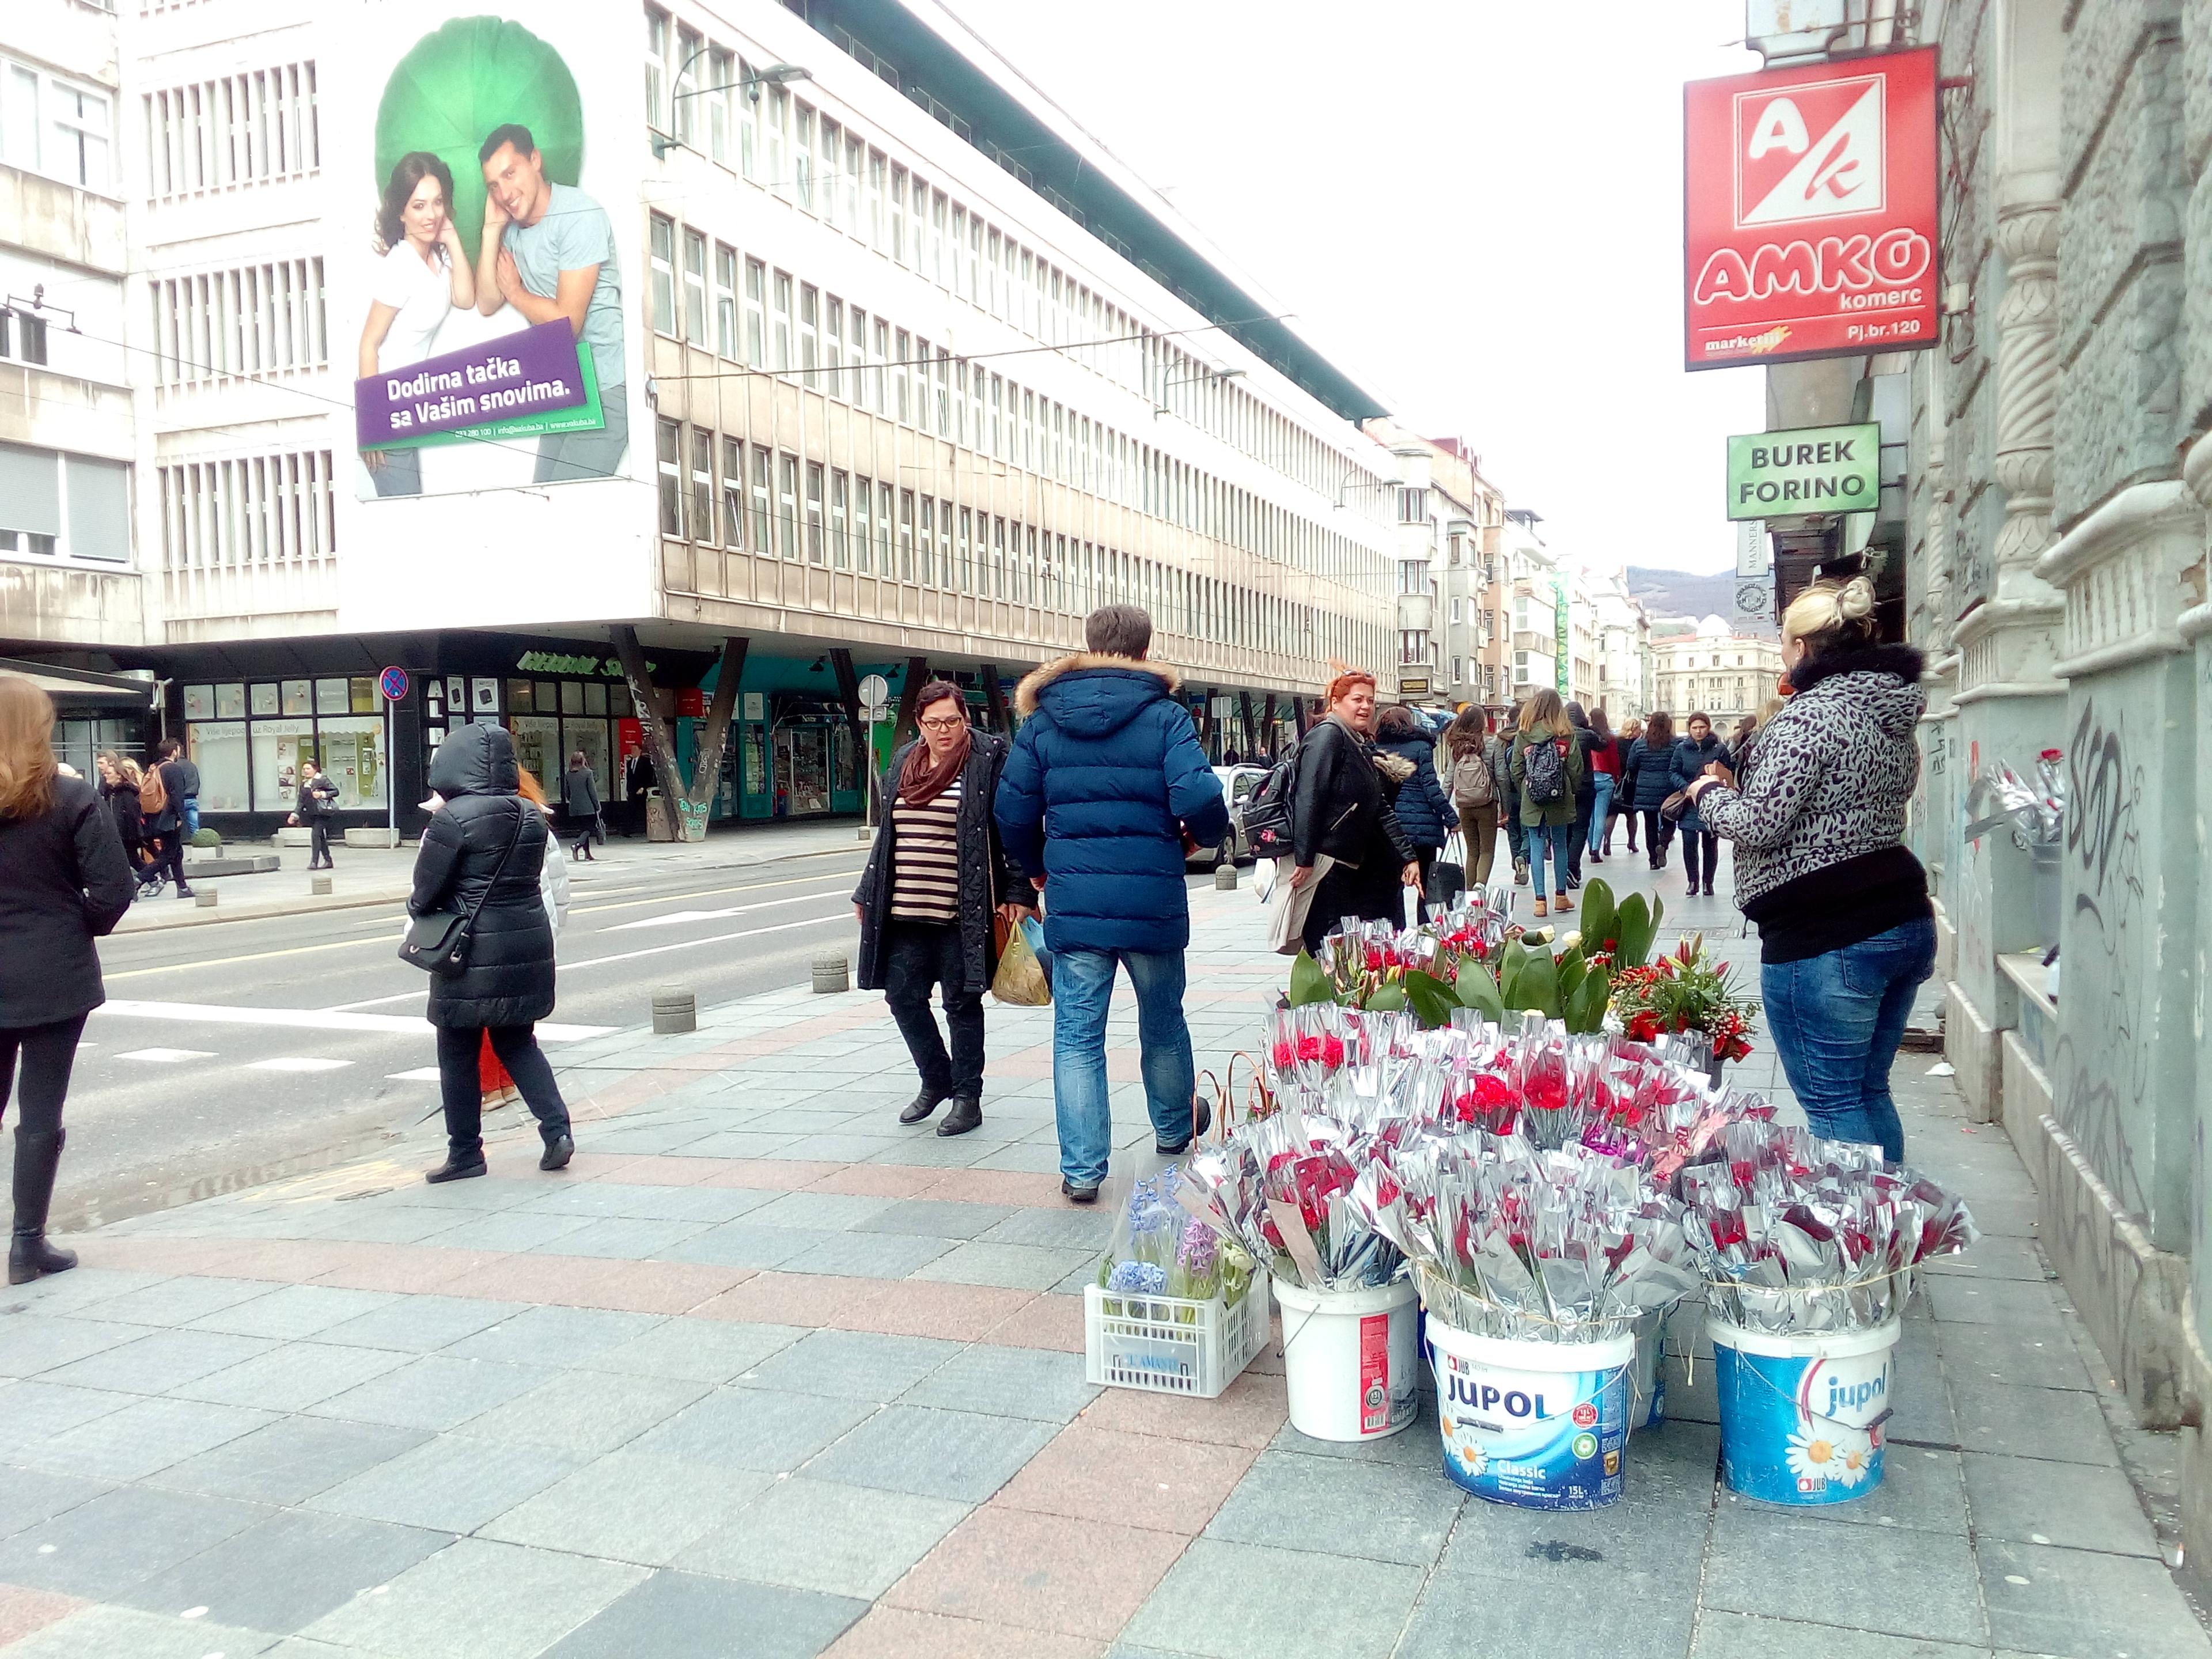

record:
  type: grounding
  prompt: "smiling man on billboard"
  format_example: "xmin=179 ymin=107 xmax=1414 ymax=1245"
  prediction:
xmin=473 ymin=123 xmax=628 ymax=482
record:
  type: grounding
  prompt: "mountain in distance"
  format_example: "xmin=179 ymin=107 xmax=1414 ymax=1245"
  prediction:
xmin=1625 ymin=566 xmax=1775 ymax=637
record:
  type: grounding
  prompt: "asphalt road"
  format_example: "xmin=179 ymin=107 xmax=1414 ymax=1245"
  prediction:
xmin=63 ymin=847 xmax=875 ymax=1226
xmin=63 ymin=847 xmax=1228 ymax=1228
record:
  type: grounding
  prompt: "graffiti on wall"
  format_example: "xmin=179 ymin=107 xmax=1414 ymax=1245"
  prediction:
xmin=2051 ymin=696 xmax=2149 ymax=1216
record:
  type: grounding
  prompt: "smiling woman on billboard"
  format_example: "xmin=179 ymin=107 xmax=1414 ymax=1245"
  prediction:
xmin=353 ymin=14 xmax=625 ymax=499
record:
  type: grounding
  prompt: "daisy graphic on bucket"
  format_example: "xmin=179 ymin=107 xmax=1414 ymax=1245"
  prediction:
xmin=1710 ymin=1318 xmax=1900 ymax=1506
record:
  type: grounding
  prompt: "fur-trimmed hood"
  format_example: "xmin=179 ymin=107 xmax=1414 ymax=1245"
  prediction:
xmin=1789 ymin=642 xmax=1927 ymax=739
xmin=1013 ymin=653 xmax=1181 ymax=738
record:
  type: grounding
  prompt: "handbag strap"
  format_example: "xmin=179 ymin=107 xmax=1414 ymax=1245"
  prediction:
xmin=463 ymin=801 xmax=531 ymax=934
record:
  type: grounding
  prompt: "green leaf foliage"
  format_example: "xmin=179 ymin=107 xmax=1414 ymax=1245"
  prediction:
xmin=1580 ymin=881 xmax=1617 ymax=960
xmin=1402 ymin=969 xmax=1460 ymax=1031
xmin=1515 ymin=949 xmax=1562 ymax=1020
xmin=1557 ymin=944 xmax=1588 ymax=1005
xmin=1365 ymin=982 xmax=1408 ymax=1013
xmin=1287 ymin=951 xmax=1338 ymax=1007
xmin=1456 ymin=960 xmax=1507 ymax=1025
xmin=1566 ymin=964 xmax=1612 ymax=1034
xmin=1613 ymin=893 xmax=1664 ymax=968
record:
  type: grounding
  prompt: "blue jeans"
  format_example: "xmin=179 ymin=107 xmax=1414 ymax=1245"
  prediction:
xmin=182 ymin=796 xmax=200 ymax=838
xmin=1761 ymin=918 xmax=1937 ymax=1161
xmin=1587 ymin=775 xmax=1615 ymax=853
xmin=1051 ymin=947 xmax=1196 ymax=1185
xmin=1524 ymin=821 xmax=1573 ymax=899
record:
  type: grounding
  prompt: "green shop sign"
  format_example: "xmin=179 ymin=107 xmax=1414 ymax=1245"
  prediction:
xmin=1551 ymin=577 xmax=1569 ymax=694
xmin=1726 ymin=423 xmax=1880 ymax=520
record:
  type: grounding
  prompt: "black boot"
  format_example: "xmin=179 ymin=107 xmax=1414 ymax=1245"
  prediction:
xmin=425 ymin=1151 xmax=487 ymax=1183
xmin=936 ymin=1096 xmax=983 ymax=1137
xmin=9 ymin=1128 xmax=77 ymax=1285
xmin=899 ymin=1085 xmax=949 ymax=1126
xmin=539 ymin=1129 xmax=574 ymax=1171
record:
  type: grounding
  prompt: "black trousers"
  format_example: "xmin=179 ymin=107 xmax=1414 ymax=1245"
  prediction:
xmin=1643 ymin=810 xmax=1675 ymax=866
xmin=435 ymin=1024 xmax=571 ymax=1157
xmin=1 ymin=1014 xmax=87 ymax=1138
xmin=308 ymin=821 xmax=333 ymax=868
xmin=152 ymin=831 xmax=188 ymax=890
xmin=882 ymin=920 xmax=984 ymax=1098
xmin=1681 ymin=828 xmax=1721 ymax=888
xmin=1567 ymin=799 xmax=1594 ymax=884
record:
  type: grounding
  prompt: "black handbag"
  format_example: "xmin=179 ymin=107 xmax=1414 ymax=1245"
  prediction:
xmin=399 ymin=802 xmax=527 ymax=976
xmin=1428 ymin=831 xmax=1467 ymax=906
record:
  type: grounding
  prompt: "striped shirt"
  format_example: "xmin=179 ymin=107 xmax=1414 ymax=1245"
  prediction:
xmin=889 ymin=779 xmax=962 ymax=923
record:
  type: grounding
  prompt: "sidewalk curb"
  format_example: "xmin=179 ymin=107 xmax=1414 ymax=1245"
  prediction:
xmin=106 ymin=837 xmax=876 ymax=934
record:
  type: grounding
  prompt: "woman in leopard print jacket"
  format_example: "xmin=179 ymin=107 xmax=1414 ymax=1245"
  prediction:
xmin=1682 ymin=577 xmax=1934 ymax=1161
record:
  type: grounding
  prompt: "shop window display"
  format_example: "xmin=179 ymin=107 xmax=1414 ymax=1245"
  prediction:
xmin=184 ymin=721 xmax=249 ymax=811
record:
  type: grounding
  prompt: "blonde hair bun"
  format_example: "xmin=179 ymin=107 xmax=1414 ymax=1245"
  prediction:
xmin=1836 ymin=575 xmax=1876 ymax=620
xmin=1782 ymin=574 xmax=1877 ymax=642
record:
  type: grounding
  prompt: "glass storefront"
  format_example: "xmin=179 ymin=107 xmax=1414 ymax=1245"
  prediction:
xmin=183 ymin=676 xmax=388 ymax=815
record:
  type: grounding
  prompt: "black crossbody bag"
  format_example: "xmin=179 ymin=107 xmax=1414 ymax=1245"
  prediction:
xmin=399 ymin=802 xmax=527 ymax=976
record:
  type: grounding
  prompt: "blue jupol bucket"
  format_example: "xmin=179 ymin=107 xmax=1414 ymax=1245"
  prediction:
xmin=1709 ymin=1317 xmax=1900 ymax=1505
xmin=1429 ymin=1320 xmax=1634 ymax=1510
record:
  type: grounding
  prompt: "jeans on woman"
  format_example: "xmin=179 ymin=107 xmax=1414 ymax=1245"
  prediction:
xmin=1524 ymin=820 xmax=1573 ymax=900
xmin=882 ymin=919 xmax=984 ymax=1099
xmin=436 ymin=1024 xmax=571 ymax=1160
xmin=1051 ymin=947 xmax=1195 ymax=1186
xmin=1761 ymin=918 xmax=1937 ymax=1162
xmin=1587 ymin=775 xmax=1615 ymax=854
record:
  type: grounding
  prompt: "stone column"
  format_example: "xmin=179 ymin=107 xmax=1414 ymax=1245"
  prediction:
xmin=1944 ymin=201 xmax=2070 ymax=1125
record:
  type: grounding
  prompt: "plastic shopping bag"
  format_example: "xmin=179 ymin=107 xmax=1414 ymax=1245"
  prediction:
xmin=992 ymin=914 xmax=1052 ymax=1006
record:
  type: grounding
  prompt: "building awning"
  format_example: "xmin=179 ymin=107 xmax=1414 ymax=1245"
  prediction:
xmin=0 ymin=657 xmax=157 ymax=707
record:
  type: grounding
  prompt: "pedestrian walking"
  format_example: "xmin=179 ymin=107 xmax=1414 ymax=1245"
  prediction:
xmin=1679 ymin=575 xmax=1933 ymax=1160
xmin=995 ymin=605 xmax=1231 ymax=1203
xmin=1441 ymin=707 xmax=1505 ymax=888
xmin=1585 ymin=707 xmax=1620 ymax=863
xmin=1564 ymin=700 xmax=1602 ymax=887
xmin=1508 ymin=687 xmax=1584 ymax=919
xmin=0 ymin=676 xmax=135 ymax=1282
xmin=1611 ymin=718 xmax=1643 ymax=854
xmin=1374 ymin=704 xmax=1457 ymax=925
xmin=1280 ymin=672 xmax=1421 ymax=956
xmin=853 ymin=681 xmax=1034 ymax=1138
xmin=289 ymin=756 xmax=340 ymax=869
xmin=563 ymin=750 xmax=601 ymax=861
xmin=1671 ymin=713 xmax=1727 ymax=897
xmin=408 ymin=723 xmax=574 ymax=1182
xmin=156 ymin=735 xmax=202 ymax=840
xmin=96 ymin=753 xmax=151 ymax=891
xmin=1498 ymin=702 xmax=1530 ymax=884
xmin=1622 ymin=710 xmax=1677 ymax=869
xmin=140 ymin=738 xmax=196 ymax=899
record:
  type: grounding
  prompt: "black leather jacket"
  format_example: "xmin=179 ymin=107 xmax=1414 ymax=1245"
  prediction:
xmin=1290 ymin=717 xmax=1416 ymax=870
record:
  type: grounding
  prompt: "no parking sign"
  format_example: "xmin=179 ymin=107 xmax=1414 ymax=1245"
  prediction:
xmin=378 ymin=665 xmax=409 ymax=703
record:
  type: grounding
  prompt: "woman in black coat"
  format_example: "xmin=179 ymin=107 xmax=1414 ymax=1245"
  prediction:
xmin=409 ymin=724 xmax=574 ymax=1183
xmin=1620 ymin=710 xmax=1679 ymax=870
xmin=0 ymin=677 xmax=135 ymax=1282
xmin=851 ymin=682 xmax=1034 ymax=1137
xmin=1669 ymin=713 xmax=1729 ymax=897
xmin=1286 ymin=673 xmax=1419 ymax=954
xmin=97 ymin=753 xmax=148 ymax=885
xmin=1374 ymin=704 xmax=1457 ymax=925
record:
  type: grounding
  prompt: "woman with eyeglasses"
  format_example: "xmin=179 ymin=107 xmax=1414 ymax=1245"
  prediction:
xmin=852 ymin=682 xmax=1035 ymax=1138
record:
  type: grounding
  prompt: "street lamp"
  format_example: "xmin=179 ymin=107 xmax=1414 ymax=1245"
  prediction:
xmin=652 ymin=59 xmax=810 ymax=160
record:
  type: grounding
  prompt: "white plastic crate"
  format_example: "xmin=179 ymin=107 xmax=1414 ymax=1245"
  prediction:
xmin=1084 ymin=1278 xmax=1271 ymax=1398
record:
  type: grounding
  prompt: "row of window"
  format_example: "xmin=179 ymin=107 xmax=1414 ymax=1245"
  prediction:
xmin=640 ymin=5 xmax=1361 ymax=509
xmin=652 ymin=416 xmax=1380 ymax=668
xmin=0 ymin=441 xmax=129 ymax=563
xmin=156 ymin=449 xmax=336 ymax=572
xmin=148 ymin=257 xmax=328 ymax=388
xmin=0 ymin=305 xmax=50 ymax=366
xmin=143 ymin=62 xmax=319 ymax=203
xmin=646 ymin=218 xmax=1385 ymax=592
xmin=1 ymin=54 xmax=113 ymax=194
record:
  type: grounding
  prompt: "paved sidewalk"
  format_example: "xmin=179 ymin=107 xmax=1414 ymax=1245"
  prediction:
xmin=3 ymin=861 xmax=2205 ymax=1657
xmin=111 ymin=819 xmax=872 ymax=934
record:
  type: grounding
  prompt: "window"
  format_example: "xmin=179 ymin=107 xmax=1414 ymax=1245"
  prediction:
xmin=798 ymin=283 xmax=818 ymax=388
xmin=889 ymin=164 xmax=908 ymax=263
xmin=681 ymin=228 xmax=707 ymax=347
xmin=805 ymin=461 xmax=824 ymax=563
xmin=819 ymin=118 xmax=840 ymax=224
xmin=737 ymin=56 xmax=758 ymax=177
xmin=917 ymin=494 xmax=934 ymax=584
xmin=956 ymin=506 xmax=970 ymax=589
xmin=643 ymin=9 xmax=669 ymax=132
xmin=673 ymin=25 xmax=700 ymax=147
xmin=156 ymin=450 xmax=332 ymax=573
xmin=766 ymin=85 xmax=788 ymax=194
xmin=744 ymin=257 xmax=766 ymax=367
xmin=147 ymin=259 xmax=328 ymax=385
xmin=877 ymin=480 xmax=893 ymax=573
xmin=842 ymin=136 xmax=862 ymax=238
xmin=46 ymin=82 xmax=109 ymax=192
xmin=771 ymin=271 xmax=792 ymax=371
xmin=750 ymin=445 xmax=771 ymax=552
xmin=897 ymin=488 xmax=914 ymax=580
xmin=707 ymin=47 xmax=732 ymax=162
xmin=831 ymin=469 xmax=849 ymax=567
xmin=713 ymin=244 xmax=737 ymax=358
xmin=690 ymin=427 xmax=713 ymax=541
xmin=823 ymin=296 xmax=842 ymax=396
xmin=793 ymin=102 xmax=813 ymax=210
xmin=143 ymin=62 xmax=317 ymax=200
xmin=656 ymin=418 xmax=683 ymax=536
xmin=721 ymin=437 xmax=744 ymax=546
xmin=866 ymin=149 xmax=886 ymax=249
xmin=777 ymin=452 xmax=798 ymax=559
xmin=0 ymin=306 xmax=48 ymax=366
xmin=648 ymin=215 xmax=676 ymax=335
xmin=872 ymin=318 xmax=889 ymax=415
xmin=936 ymin=498 xmax=952 ymax=588
xmin=853 ymin=474 xmax=872 ymax=573
xmin=893 ymin=329 xmax=911 ymax=423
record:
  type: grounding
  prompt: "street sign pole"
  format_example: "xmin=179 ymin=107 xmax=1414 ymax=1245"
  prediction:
xmin=856 ymin=673 xmax=891 ymax=835
xmin=378 ymin=666 xmax=409 ymax=843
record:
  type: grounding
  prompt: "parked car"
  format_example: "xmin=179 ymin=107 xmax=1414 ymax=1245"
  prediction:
xmin=1186 ymin=764 xmax=1268 ymax=869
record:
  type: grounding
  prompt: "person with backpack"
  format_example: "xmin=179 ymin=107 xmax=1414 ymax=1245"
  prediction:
xmin=1509 ymin=687 xmax=1585 ymax=918
xmin=1622 ymin=710 xmax=1678 ymax=870
xmin=1441 ymin=707 xmax=1504 ymax=888
xmin=139 ymin=741 xmax=194 ymax=899
xmin=289 ymin=757 xmax=340 ymax=870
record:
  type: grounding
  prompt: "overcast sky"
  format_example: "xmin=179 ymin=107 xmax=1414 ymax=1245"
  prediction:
xmin=940 ymin=0 xmax=1766 ymax=576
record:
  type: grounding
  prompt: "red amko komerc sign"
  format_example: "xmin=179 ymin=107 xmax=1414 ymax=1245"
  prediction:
xmin=1684 ymin=47 xmax=1940 ymax=371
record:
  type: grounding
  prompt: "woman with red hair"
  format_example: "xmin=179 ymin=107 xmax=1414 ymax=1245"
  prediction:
xmin=1283 ymin=671 xmax=1419 ymax=955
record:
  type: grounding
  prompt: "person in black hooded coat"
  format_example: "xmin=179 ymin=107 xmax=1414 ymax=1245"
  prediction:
xmin=408 ymin=723 xmax=574 ymax=1183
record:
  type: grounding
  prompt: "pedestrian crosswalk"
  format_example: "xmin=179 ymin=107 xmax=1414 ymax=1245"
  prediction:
xmin=247 ymin=1056 xmax=351 ymax=1072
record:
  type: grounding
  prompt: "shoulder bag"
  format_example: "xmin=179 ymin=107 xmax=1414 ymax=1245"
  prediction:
xmin=399 ymin=802 xmax=527 ymax=976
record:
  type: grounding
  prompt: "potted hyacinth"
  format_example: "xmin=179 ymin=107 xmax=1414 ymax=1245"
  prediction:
xmin=1607 ymin=935 xmax=1760 ymax=1084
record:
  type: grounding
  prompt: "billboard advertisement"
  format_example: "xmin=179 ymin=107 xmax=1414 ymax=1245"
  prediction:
xmin=1684 ymin=47 xmax=1940 ymax=370
xmin=343 ymin=9 xmax=635 ymax=501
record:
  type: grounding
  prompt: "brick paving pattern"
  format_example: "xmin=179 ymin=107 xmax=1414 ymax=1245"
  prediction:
xmin=2 ymin=862 xmax=2205 ymax=1658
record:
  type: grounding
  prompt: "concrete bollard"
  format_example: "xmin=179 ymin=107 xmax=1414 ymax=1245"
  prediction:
xmin=1214 ymin=860 xmax=1238 ymax=891
xmin=310 ymin=874 xmax=333 ymax=896
xmin=652 ymin=987 xmax=697 ymax=1034
xmin=194 ymin=888 xmax=218 ymax=908
xmin=812 ymin=952 xmax=850 ymax=995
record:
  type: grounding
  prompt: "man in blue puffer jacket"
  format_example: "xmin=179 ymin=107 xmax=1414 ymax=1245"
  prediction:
xmin=997 ymin=605 xmax=1231 ymax=1202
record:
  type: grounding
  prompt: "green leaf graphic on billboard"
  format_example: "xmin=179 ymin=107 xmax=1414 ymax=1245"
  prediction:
xmin=375 ymin=16 xmax=584 ymax=252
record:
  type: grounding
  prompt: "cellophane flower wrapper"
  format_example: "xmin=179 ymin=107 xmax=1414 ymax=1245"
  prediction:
xmin=1097 ymin=1165 xmax=1253 ymax=1309
xmin=1681 ymin=1122 xmax=1981 ymax=1334
xmin=1177 ymin=1107 xmax=1406 ymax=1293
